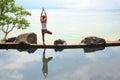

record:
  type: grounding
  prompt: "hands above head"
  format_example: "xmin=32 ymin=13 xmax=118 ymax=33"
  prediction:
xmin=41 ymin=8 xmax=46 ymax=15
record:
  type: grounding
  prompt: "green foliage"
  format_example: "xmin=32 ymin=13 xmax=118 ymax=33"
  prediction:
xmin=0 ymin=0 xmax=31 ymax=40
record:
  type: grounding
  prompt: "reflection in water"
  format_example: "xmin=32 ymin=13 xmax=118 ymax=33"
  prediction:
xmin=83 ymin=47 xmax=105 ymax=53
xmin=17 ymin=48 xmax=37 ymax=53
xmin=0 ymin=47 xmax=120 ymax=80
xmin=42 ymin=48 xmax=53 ymax=78
xmin=54 ymin=47 xmax=65 ymax=52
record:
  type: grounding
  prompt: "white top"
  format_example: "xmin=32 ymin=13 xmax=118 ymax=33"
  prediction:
xmin=41 ymin=23 xmax=47 ymax=30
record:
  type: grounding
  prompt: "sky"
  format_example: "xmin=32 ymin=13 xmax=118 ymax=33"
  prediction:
xmin=15 ymin=0 xmax=120 ymax=9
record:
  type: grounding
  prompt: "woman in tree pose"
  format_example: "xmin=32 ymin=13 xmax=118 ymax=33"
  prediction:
xmin=40 ymin=8 xmax=52 ymax=45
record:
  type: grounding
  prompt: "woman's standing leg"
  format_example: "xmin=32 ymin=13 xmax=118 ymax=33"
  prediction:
xmin=42 ymin=30 xmax=45 ymax=45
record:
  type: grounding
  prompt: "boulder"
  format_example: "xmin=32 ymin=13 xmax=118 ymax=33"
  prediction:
xmin=15 ymin=33 xmax=37 ymax=44
xmin=81 ymin=36 xmax=106 ymax=45
xmin=54 ymin=39 xmax=67 ymax=45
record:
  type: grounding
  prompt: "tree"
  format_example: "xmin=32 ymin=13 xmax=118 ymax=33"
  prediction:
xmin=0 ymin=0 xmax=31 ymax=41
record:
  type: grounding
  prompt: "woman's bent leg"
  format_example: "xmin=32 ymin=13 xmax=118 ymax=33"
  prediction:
xmin=46 ymin=30 xmax=52 ymax=35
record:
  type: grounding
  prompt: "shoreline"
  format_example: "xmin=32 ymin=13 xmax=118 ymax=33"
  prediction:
xmin=0 ymin=41 xmax=120 ymax=49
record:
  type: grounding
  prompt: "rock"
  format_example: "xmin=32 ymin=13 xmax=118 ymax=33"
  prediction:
xmin=5 ymin=37 xmax=16 ymax=42
xmin=15 ymin=32 xmax=37 ymax=44
xmin=54 ymin=39 xmax=67 ymax=45
xmin=81 ymin=36 xmax=106 ymax=45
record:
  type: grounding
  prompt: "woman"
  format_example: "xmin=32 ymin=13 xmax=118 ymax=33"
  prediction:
xmin=40 ymin=8 xmax=52 ymax=45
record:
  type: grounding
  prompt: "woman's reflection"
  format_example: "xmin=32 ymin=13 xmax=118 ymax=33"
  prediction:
xmin=42 ymin=48 xmax=53 ymax=78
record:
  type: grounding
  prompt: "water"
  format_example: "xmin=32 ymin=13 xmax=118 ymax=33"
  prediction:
xmin=0 ymin=46 xmax=120 ymax=80
xmin=0 ymin=9 xmax=120 ymax=44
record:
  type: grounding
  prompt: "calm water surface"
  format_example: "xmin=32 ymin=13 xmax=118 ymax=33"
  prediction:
xmin=0 ymin=46 xmax=120 ymax=80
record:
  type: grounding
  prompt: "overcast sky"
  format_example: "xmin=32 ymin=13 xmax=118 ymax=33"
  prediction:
xmin=15 ymin=0 xmax=120 ymax=9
